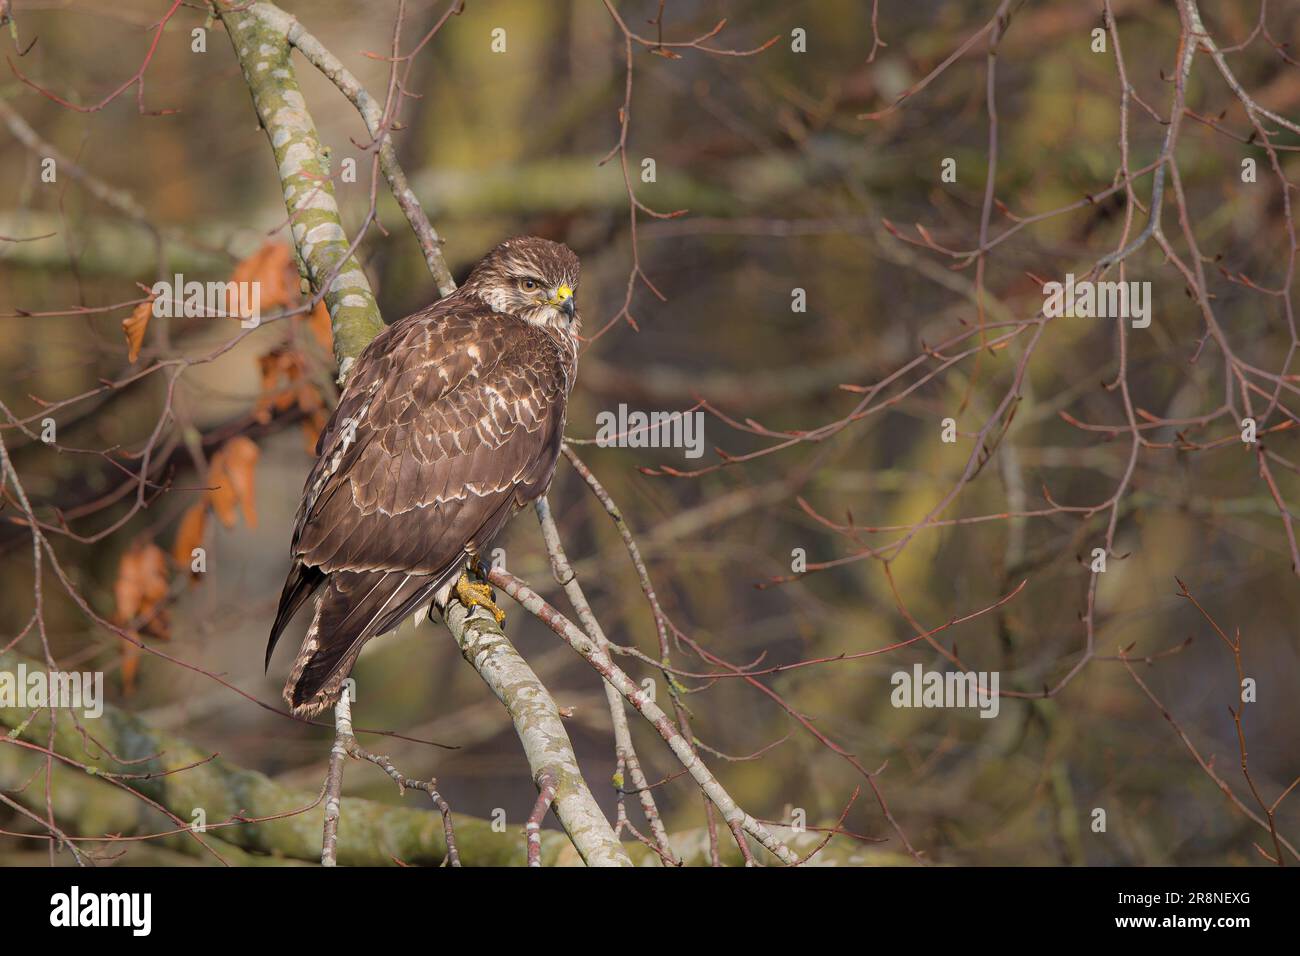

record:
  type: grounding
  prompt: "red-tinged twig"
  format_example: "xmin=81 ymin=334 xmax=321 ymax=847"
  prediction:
xmin=7 ymin=0 xmax=183 ymax=115
xmin=320 ymin=688 xmax=461 ymax=867
xmin=588 ymin=1 xmax=778 ymax=346
xmin=526 ymin=770 xmax=558 ymax=867
xmin=534 ymin=496 xmax=678 ymax=863
xmin=1117 ymin=635 xmax=1297 ymax=864
xmin=794 ymin=787 xmax=862 ymax=866
xmin=1173 ymin=578 xmax=1291 ymax=865
xmin=859 ymin=7 xmax=1001 ymax=120
xmin=488 ymin=566 xmax=798 ymax=866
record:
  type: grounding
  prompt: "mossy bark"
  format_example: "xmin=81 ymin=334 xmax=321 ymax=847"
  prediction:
xmin=218 ymin=2 xmax=384 ymax=378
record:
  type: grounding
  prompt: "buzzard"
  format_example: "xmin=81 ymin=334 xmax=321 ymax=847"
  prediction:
xmin=266 ymin=236 xmax=581 ymax=717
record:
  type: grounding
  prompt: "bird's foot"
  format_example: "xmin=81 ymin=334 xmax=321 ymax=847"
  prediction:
xmin=455 ymin=571 xmax=506 ymax=625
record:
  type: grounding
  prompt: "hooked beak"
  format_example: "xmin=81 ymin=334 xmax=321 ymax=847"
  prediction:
xmin=550 ymin=284 xmax=575 ymax=319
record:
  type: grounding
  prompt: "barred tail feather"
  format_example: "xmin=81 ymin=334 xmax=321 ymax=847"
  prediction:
xmin=284 ymin=590 xmax=366 ymax=718
xmin=282 ymin=566 xmax=459 ymax=716
xmin=265 ymin=561 xmax=325 ymax=671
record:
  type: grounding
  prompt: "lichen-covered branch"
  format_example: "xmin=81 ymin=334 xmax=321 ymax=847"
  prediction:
xmin=241 ymin=1 xmax=457 ymax=297
xmin=486 ymin=568 xmax=799 ymax=865
xmin=0 ymin=649 xmax=463 ymax=865
xmin=0 ymin=703 xmax=892 ymax=866
xmin=534 ymin=496 xmax=676 ymax=862
xmin=442 ymin=602 xmax=632 ymax=866
xmin=217 ymin=1 xmax=385 ymax=376
xmin=213 ymin=0 xmax=628 ymax=866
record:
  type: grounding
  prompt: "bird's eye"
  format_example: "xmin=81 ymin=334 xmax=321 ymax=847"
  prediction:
xmin=522 ymin=278 xmax=538 ymax=291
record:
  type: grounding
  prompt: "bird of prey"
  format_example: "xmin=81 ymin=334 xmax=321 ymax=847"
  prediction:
xmin=265 ymin=236 xmax=581 ymax=717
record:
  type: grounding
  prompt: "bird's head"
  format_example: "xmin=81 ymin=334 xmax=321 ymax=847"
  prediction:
xmin=462 ymin=236 xmax=581 ymax=334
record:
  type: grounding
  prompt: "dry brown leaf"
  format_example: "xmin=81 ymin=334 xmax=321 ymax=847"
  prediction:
xmin=113 ymin=555 xmax=143 ymax=625
xmin=222 ymin=435 xmax=260 ymax=528
xmin=297 ymin=380 xmax=323 ymax=415
xmin=206 ymin=451 xmax=239 ymax=529
xmin=229 ymin=242 xmax=296 ymax=318
xmin=253 ymin=354 xmax=279 ymax=425
xmin=297 ymin=378 xmax=328 ymax=453
xmin=113 ymin=540 xmax=172 ymax=646
xmin=304 ymin=299 xmax=333 ymax=352
xmin=301 ymin=406 xmax=328 ymax=454
xmin=122 ymin=298 xmax=154 ymax=363
xmin=121 ymin=638 xmax=141 ymax=696
xmin=238 ymin=245 xmax=334 ymax=455
xmin=254 ymin=349 xmax=329 ymax=451
xmin=207 ymin=436 xmax=260 ymax=529
xmin=136 ymin=543 xmax=169 ymax=605
xmin=137 ymin=544 xmax=171 ymax=641
xmin=254 ymin=350 xmax=304 ymax=424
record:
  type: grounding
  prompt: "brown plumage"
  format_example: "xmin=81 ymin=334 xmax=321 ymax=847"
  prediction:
xmin=267 ymin=236 xmax=581 ymax=716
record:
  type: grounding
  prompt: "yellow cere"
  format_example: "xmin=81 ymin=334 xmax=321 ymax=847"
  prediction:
xmin=549 ymin=284 xmax=573 ymax=306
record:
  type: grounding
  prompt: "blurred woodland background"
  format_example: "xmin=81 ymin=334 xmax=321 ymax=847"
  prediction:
xmin=1 ymin=0 xmax=1298 ymax=866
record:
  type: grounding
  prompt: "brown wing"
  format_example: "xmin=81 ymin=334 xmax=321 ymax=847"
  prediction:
xmin=266 ymin=297 xmax=573 ymax=711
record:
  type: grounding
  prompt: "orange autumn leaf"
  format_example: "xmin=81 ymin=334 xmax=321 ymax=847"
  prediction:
xmin=207 ymin=455 xmax=240 ymax=528
xmin=301 ymin=406 xmax=328 ymax=454
xmin=254 ymin=350 xmax=302 ymax=424
xmin=297 ymin=375 xmax=328 ymax=452
xmin=112 ymin=570 xmax=141 ymax=627
xmin=121 ymin=639 xmax=141 ymax=696
xmin=112 ymin=544 xmax=147 ymax=623
xmin=135 ymin=543 xmax=169 ymax=610
xmin=222 ymin=435 xmax=260 ymax=528
xmin=305 ymin=299 xmax=333 ymax=352
xmin=254 ymin=347 xmax=328 ymax=450
xmin=240 ymin=247 xmax=334 ymax=456
xmin=229 ymin=241 xmax=296 ymax=318
xmin=207 ymin=436 xmax=260 ymax=529
xmin=122 ymin=298 xmax=154 ymax=363
xmin=113 ymin=540 xmax=171 ymax=646
xmin=172 ymin=501 xmax=208 ymax=577
xmin=253 ymin=355 xmax=278 ymax=425
xmin=297 ymin=378 xmax=323 ymax=416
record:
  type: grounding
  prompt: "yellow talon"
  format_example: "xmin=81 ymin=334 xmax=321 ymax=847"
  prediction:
xmin=456 ymin=571 xmax=506 ymax=624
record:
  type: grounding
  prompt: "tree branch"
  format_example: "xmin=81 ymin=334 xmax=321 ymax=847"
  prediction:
xmin=242 ymin=1 xmax=457 ymax=297
xmin=214 ymin=0 xmax=628 ymax=865
xmin=218 ymin=1 xmax=384 ymax=377
xmin=0 ymin=693 xmax=891 ymax=866
xmin=441 ymin=602 xmax=632 ymax=866
xmin=486 ymin=568 xmax=799 ymax=865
